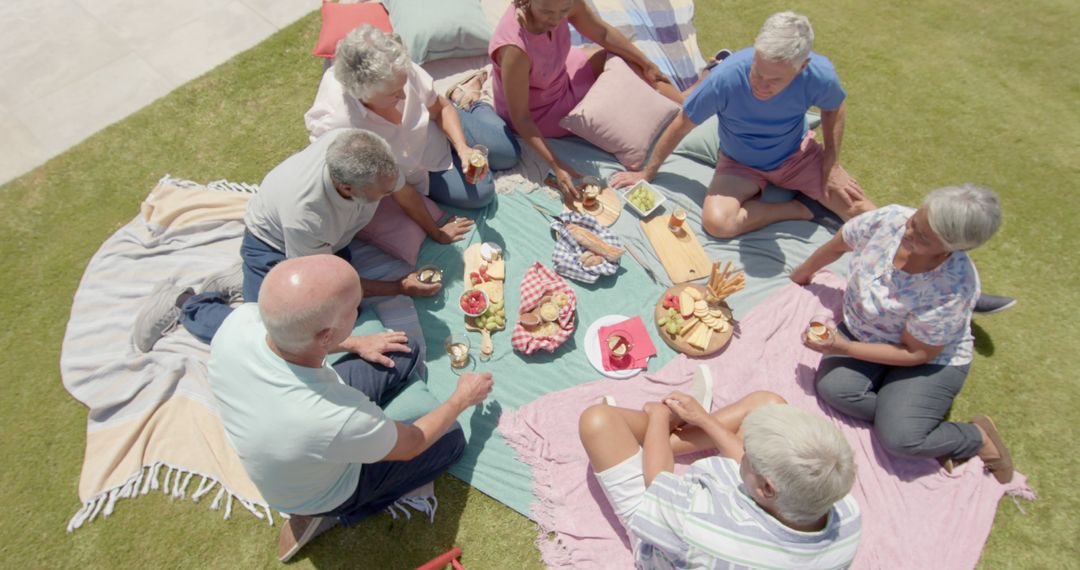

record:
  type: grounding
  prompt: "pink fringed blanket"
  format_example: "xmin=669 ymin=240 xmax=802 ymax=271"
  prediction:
xmin=499 ymin=271 xmax=1034 ymax=569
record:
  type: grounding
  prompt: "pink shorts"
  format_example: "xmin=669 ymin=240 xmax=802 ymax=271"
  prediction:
xmin=714 ymin=131 xmax=861 ymax=202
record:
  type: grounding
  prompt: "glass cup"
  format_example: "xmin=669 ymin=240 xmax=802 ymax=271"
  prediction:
xmin=445 ymin=334 xmax=471 ymax=369
xmin=668 ymin=207 xmax=687 ymax=234
xmin=464 ymin=145 xmax=489 ymax=185
xmin=579 ymin=175 xmax=602 ymax=210
xmin=806 ymin=313 xmax=833 ymax=344
xmin=606 ymin=330 xmax=634 ymax=369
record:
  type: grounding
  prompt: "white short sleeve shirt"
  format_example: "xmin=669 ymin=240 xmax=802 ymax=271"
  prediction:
xmin=304 ymin=62 xmax=452 ymax=196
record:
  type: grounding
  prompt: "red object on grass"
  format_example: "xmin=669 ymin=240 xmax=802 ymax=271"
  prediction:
xmin=416 ymin=546 xmax=465 ymax=570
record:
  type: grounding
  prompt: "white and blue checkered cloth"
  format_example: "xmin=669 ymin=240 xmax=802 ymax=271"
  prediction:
xmin=550 ymin=211 xmax=623 ymax=284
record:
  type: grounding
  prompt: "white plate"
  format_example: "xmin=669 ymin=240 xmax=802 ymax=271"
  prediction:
xmin=585 ymin=314 xmax=646 ymax=379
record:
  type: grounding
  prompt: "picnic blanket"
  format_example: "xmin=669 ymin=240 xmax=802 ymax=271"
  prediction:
xmin=571 ymin=0 xmax=707 ymax=90
xmin=60 ymin=177 xmax=436 ymax=531
xmin=498 ymin=271 xmax=1035 ymax=569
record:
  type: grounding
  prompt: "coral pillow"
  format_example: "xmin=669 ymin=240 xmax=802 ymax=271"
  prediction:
xmin=559 ymin=57 xmax=680 ymax=170
xmin=355 ymin=193 xmax=445 ymax=266
xmin=312 ymin=1 xmax=393 ymax=59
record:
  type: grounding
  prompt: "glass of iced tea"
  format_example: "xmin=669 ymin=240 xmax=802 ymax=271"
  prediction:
xmin=464 ymin=145 xmax=489 ymax=185
xmin=668 ymin=207 xmax=687 ymax=234
xmin=445 ymin=334 xmax=471 ymax=369
xmin=806 ymin=313 xmax=833 ymax=344
xmin=580 ymin=176 xmax=602 ymax=210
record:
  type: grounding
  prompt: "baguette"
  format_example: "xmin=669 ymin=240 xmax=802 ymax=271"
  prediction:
xmin=566 ymin=223 xmax=624 ymax=263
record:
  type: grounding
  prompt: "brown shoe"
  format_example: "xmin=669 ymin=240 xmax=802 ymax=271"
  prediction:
xmin=278 ymin=515 xmax=329 ymax=563
xmin=972 ymin=415 xmax=1014 ymax=484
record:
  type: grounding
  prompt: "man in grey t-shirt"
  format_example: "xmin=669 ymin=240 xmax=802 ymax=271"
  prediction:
xmin=135 ymin=129 xmax=442 ymax=351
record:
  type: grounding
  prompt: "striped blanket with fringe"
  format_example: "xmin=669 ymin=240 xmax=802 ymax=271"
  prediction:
xmin=60 ymin=176 xmax=430 ymax=531
xmin=571 ymin=0 xmax=708 ymax=91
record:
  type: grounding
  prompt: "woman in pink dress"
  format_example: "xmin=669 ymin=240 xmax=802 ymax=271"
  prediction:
xmin=489 ymin=0 xmax=683 ymax=198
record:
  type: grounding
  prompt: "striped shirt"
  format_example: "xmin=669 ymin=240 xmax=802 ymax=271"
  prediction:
xmin=628 ymin=457 xmax=861 ymax=569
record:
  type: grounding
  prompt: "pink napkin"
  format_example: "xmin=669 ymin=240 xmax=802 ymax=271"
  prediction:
xmin=597 ymin=316 xmax=656 ymax=371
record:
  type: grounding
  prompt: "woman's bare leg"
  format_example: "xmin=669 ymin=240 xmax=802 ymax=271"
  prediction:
xmin=578 ymin=391 xmax=786 ymax=472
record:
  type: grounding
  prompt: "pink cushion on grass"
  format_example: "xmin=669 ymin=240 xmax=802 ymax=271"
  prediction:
xmin=558 ymin=57 xmax=680 ymax=170
xmin=355 ymin=194 xmax=445 ymax=266
xmin=312 ymin=1 xmax=393 ymax=59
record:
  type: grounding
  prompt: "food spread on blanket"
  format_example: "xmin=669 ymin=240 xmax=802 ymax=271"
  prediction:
xmin=463 ymin=242 xmax=507 ymax=356
xmin=545 ymin=172 xmax=622 ymax=226
xmin=511 ymin=262 xmax=577 ymax=354
xmin=655 ymin=261 xmax=745 ymax=355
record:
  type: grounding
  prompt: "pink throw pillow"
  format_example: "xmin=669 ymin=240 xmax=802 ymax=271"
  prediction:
xmin=355 ymin=195 xmax=445 ymax=266
xmin=558 ymin=57 xmax=680 ymax=170
xmin=312 ymin=1 xmax=393 ymax=59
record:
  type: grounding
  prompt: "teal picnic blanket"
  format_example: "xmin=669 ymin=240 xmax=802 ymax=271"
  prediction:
xmin=347 ymin=135 xmax=846 ymax=518
xmin=411 ymin=189 xmax=678 ymax=515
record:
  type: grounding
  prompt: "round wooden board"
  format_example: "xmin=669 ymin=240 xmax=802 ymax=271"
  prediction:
xmin=654 ymin=284 xmax=734 ymax=357
xmin=562 ymin=186 xmax=621 ymax=226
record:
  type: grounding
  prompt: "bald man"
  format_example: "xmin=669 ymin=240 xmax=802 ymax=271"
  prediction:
xmin=207 ymin=255 xmax=493 ymax=562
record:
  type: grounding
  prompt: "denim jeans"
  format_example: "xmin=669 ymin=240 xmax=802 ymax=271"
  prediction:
xmin=427 ymin=103 xmax=520 ymax=210
xmin=315 ymin=338 xmax=465 ymax=526
xmin=179 ymin=230 xmax=351 ymax=343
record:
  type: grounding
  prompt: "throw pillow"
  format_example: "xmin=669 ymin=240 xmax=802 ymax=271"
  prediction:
xmin=380 ymin=0 xmax=492 ymax=64
xmin=312 ymin=1 xmax=393 ymax=59
xmin=355 ymin=194 xmax=445 ymax=266
xmin=558 ymin=57 xmax=680 ymax=170
xmin=673 ymin=111 xmax=824 ymax=166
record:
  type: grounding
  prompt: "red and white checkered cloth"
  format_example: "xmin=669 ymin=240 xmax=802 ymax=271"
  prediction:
xmin=511 ymin=262 xmax=577 ymax=355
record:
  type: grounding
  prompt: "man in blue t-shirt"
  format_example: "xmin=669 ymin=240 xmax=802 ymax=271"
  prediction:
xmin=612 ymin=11 xmax=875 ymax=238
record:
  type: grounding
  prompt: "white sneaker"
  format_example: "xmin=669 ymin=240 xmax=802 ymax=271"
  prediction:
xmin=687 ymin=365 xmax=713 ymax=413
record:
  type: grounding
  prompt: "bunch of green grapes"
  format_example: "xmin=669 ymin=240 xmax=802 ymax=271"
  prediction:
xmin=628 ymin=186 xmax=655 ymax=211
xmin=475 ymin=301 xmax=506 ymax=330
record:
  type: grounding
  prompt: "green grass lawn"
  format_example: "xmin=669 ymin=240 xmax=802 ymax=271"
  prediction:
xmin=2 ymin=1 xmax=1077 ymax=567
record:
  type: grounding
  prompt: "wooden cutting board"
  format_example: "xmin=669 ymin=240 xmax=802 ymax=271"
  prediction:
xmin=640 ymin=214 xmax=712 ymax=284
xmin=462 ymin=243 xmax=505 ymax=356
xmin=562 ymin=187 xmax=621 ymax=226
xmin=653 ymin=284 xmax=734 ymax=356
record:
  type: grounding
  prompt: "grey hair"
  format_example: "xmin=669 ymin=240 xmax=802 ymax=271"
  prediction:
xmin=333 ymin=24 xmax=411 ymax=101
xmin=742 ymin=404 xmax=855 ymax=525
xmin=325 ymin=129 xmax=398 ymax=191
xmin=923 ymin=184 xmax=1002 ymax=251
xmin=754 ymin=11 xmax=814 ymax=67
xmin=260 ymin=296 xmax=339 ymax=353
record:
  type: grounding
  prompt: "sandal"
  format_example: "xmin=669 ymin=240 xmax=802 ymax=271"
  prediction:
xmin=445 ymin=69 xmax=488 ymax=110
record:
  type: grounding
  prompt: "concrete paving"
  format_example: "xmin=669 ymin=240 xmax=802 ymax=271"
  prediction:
xmin=0 ymin=0 xmax=321 ymax=185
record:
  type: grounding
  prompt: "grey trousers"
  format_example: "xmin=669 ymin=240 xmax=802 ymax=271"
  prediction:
xmin=815 ymin=327 xmax=983 ymax=460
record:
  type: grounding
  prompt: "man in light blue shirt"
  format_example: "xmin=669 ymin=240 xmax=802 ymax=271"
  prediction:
xmin=208 ymin=254 xmax=493 ymax=561
xmin=613 ymin=11 xmax=875 ymax=238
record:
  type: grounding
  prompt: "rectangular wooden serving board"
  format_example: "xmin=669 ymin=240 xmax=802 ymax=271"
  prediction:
xmin=639 ymin=214 xmax=712 ymax=284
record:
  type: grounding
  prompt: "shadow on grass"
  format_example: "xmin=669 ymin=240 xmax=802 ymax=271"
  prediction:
xmin=971 ymin=321 xmax=995 ymax=357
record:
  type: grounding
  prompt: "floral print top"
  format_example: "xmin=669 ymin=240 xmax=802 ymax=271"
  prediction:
xmin=841 ymin=205 xmax=978 ymax=366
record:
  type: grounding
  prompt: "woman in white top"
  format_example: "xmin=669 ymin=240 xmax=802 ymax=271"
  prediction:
xmin=305 ymin=26 xmax=520 ymax=244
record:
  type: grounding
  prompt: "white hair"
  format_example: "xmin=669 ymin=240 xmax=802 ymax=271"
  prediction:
xmin=333 ymin=24 xmax=411 ymax=102
xmin=742 ymin=404 xmax=855 ymax=525
xmin=260 ymin=295 xmax=339 ymax=354
xmin=754 ymin=11 xmax=815 ymax=67
xmin=924 ymin=184 xmax=1002 ymax=251
xmin=325 ymin=129 xmax=398 ymax=191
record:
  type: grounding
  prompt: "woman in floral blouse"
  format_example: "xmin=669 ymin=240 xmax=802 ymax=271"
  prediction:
xmin=790 ymin=184 xmax=1014 ymax=483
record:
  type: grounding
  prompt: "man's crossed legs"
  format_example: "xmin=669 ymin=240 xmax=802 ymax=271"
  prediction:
xmin=702 ymin=132 xmax=874 ymax=239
